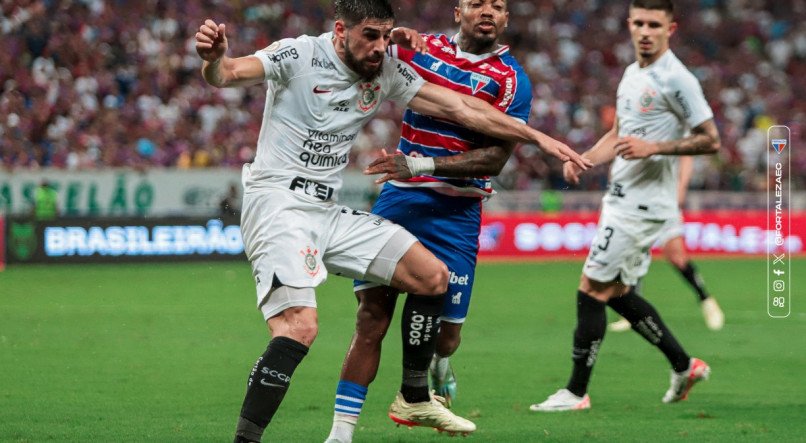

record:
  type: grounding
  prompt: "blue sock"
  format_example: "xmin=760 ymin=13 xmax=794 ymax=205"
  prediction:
xmin=334 ymin=380 xmax=368 ymax=421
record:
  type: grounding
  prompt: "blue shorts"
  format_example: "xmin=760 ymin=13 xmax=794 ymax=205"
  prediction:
xmin=354 ymin=184 xmax=481 ymax=323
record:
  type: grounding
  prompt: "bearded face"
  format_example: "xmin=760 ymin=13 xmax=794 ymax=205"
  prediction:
xmin=343 ymin=32 xmax=384 ymax=81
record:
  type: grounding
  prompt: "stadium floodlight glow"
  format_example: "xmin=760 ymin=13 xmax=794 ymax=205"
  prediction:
xmin=767 ymin=125 xmax=791 ymax=318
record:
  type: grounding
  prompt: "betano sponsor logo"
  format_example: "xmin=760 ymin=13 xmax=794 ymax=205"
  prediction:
xmin=448 ymin=271 xmax=469 ymax=285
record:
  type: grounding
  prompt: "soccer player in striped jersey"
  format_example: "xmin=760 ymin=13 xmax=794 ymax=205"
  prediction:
xmin=326 ymin=0 xmax=566 ymax=440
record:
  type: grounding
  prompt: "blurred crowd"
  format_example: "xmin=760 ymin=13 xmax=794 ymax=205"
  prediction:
xmin=1 ymin=0 xmax=804 ymax=191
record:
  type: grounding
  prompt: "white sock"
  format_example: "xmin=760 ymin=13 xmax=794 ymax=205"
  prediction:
xmin=326 ymin=413 xmax=357 ymax=442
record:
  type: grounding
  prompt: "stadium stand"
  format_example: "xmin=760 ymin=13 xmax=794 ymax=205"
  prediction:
xmin=1 ymin=0 xmax=803 ymax=192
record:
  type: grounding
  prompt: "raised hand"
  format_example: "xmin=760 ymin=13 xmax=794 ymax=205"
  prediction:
xmin=196 ymin=19 xmax=228 ymax=62
xmin=391 ymin=27 xmax=429 ymax=54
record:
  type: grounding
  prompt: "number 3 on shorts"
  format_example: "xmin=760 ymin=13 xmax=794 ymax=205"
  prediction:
xmin=597 ymin=226 xmax=615 ymax=251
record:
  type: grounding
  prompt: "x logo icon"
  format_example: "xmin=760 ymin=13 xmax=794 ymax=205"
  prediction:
xmin=773 ymin=254 xmax=785 ymax=265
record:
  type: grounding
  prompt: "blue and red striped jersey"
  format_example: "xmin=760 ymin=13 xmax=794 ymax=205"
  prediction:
xmin=389 ymin=33 xmax=533 ymax=198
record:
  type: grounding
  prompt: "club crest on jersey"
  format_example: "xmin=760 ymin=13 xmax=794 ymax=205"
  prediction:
xmin=357 ymin=81 xmax=381 ymax=113
xmin=639 ymin=87 xmax=657 ymax=113
xmin=470 ymin=72 xmax=491 ymax=94
xmin=300 ymin=246 xmax=320 ymax=277
xmin=771 ymin=139 xmax=787 ymax=154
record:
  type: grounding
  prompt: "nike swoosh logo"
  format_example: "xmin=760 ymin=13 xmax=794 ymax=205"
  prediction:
xmin=313 ymin=86 xmax=331 ymax=94
xmin=259 ymin=378 xmax=285 ymax=388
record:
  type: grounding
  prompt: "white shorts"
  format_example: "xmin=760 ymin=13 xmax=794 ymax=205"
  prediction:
xmin=656 ymin=212 xmax=685 ymax=246
xmin=241 ymin=185 xmax=416 ymax=319
xmin=582 ymin=206 xmax=665 ymax=286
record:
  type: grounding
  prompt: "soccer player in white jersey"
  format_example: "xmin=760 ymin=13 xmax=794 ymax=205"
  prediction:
xmin=194 ymin=0 xmax=589 ymax=440
xmin=609 ymin=155 xmax=725 ymax=333
xmin=530 ymin=0 xmax=720 ymax=412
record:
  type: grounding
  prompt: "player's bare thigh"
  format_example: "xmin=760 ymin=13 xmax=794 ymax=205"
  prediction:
xmin=579 ymin=273 xmax=629 ymax=302
xmin=389 ymin=241 xmax=448 ymax=296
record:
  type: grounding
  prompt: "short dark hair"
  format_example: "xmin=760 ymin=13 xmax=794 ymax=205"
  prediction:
xmin=334 ymin=0 xmax=394 ymax=27
xmin=630 ymin=0 xmax=674 ymax=15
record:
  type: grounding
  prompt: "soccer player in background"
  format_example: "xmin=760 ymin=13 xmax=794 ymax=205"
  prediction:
xmin=530 ymin=0 xmax=719 ymax=412
xmin=194 ymin=0 xmax=589 ymax=440
xmin=326 ymin=0 xmax=538 ymax=440
xmin=609 ymin=155 xmax=725 ymax=332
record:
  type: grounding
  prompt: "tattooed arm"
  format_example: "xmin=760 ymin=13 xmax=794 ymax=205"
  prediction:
xmin=364 ymin=140 xmax=514 ymax=184
xmin=614 ymin=119 xmax=720 ymax=159
xmin=433 ymin=141 xmax=514 ymax=177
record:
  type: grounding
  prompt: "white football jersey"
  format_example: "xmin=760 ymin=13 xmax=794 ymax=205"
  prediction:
xmin=244 ymin=33 xmax=425 ymax=201
xmin=603 ymin=50 xmax=713 ymax=219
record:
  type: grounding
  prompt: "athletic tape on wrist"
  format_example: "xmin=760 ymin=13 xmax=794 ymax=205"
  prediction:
xmin=405 ymin=156 xmax=435 ymax=176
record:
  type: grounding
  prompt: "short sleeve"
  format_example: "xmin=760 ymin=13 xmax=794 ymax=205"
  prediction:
xmin=666 ymin=70 xmax=713 ymax=129
xmin=498 ymin=68 xmax=533 ymax=124
xmin=387 ymin=43 xmax=413 ymax=63
xmin=253 ymin=37 xmax=309 ymax=84
xmin=383 ymin=58 xmax=425 ymax=106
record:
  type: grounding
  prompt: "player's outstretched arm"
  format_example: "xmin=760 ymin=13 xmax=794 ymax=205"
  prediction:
xmin=431 ymin=140 xmax=514 ymax=177
xmin=408 ymin=83 xmax=592 ymax=171
xmin=615 ymin=119 xmax=720 ymax=159
xmin=195 ymin=19 xmax=265 ymax=88
xmin=563 ymin=123 xmax=620 ymax=185
xmin=364 ymin=141 xmax=514 ymax=184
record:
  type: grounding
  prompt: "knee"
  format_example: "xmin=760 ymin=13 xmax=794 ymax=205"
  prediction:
xmin=670 ymin=255 xmax=688 ymax=270
xmin=271 ymin=308 xmax=318 ymax=347
xmin=663 ymin=240 xmax=688 ymax=268
xmin=293 ymin=321 xmax=318 ymax=346
xmin=419 ymin=262 xmax=449 ymax=295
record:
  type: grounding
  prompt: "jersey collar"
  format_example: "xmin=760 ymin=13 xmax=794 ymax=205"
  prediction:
xmin=638 ymin=48 xmax=674 ymax=71
xmin=449 ymin=33 xmax=509 ymax=63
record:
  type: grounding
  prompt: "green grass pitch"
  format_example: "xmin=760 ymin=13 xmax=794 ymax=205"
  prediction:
xmin=1 ymin=258 xmax=804 ymax=442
